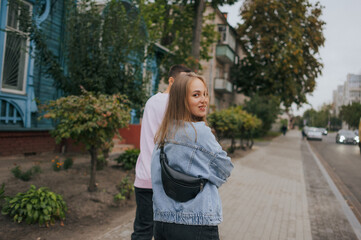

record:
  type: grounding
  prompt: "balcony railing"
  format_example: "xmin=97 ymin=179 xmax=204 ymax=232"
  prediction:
xmin=216 ymin=45 xmax=235 ymax=64
xmin=214 ymin=78 xmax=232 ymax=93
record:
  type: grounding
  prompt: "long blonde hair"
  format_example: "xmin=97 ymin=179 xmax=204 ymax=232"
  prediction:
xmin=155 ymin=72 xmax=208 ymax=146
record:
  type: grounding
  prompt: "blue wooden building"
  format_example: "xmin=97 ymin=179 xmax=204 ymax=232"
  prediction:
xmin=0 ymin=0 xmax=64 ymax=130
xmin=0 ymin=0 xmax=166 ymax=156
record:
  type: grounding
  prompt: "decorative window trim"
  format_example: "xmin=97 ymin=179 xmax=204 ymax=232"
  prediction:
xmin=1 ymin=0 xmax=32 ymax=95
xmin=36 ymin=0 xmax=50 ymax=24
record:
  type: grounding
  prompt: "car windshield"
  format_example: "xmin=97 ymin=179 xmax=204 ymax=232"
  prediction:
xmin=339 ymin=130 xmax=356 ymax=137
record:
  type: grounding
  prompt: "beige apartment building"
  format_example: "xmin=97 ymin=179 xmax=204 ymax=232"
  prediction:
xmin=333 ymin=73 xmax=361 ymax=116
xmin=199 ymin=6 xmax=247 ymax=112
xmin=157 ymin=6 xmax=246 ymax=112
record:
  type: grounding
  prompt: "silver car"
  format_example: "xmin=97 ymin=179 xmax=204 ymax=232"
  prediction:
xmin=306 ymin=127 xmax=323 ymax=141
xmin=336 ymin=130 xmax=359 ymax=144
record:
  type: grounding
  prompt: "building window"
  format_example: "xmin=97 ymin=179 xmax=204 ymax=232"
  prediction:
xmin=1 ymin=0 xmax=31 ymax=94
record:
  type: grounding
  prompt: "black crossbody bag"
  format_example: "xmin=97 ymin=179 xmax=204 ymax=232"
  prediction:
xmin=160 ymin=146 xmax=207 ymax=202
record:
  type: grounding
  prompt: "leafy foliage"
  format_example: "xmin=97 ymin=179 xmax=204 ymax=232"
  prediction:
xmin=0 ymin=183 xmax=5 ymax=206
xmin=232 ymin=0 xmax=325 ymax=108
xmin=1 ymin=185 xmax=67 ymax=226
xmin=63 ymin=157 xmax=74 ymax=170
xmin=8 ymin=0 xmax=149 ymax=112
xmin=208 ymin=106 xmax=262 ymax=151
xmin=51 ymin=156 xmax=63 ymax=171
xmin=41 ymin=89 xmax=131 ymax=191
xmin=243 ymin=94 xmax=281 ymax=136
xmin=340 ymin=102 xmax=361 ymax=129
xmin=115 ymin=149 xmax=140 ymax=170
xmin=115 ymin=176 xmax=134 ymax=200
xmin=11 ymin=166 xmax=42 ymax=181
xmin=302 ymin=104 xmax=339 ymax=129
xmin=140 ymin=0 xmax=219 ymax=75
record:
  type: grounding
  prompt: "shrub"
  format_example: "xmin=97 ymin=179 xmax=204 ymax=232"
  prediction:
xmin=32 ymin=165 xmax=42 ymax=174
xmin=0 ymin=183 xmax=5 ymax=206
xmin=63 ymin=157 xmax=74 ymax=170
xmin=115 ymin=149 xmax=140 ymax=170
xmin=113 ymin=193 xmax=125 ymax=203
xmin=52 ymin=156 xmax=63 ymax=171
xmin=11 ymin=166 xmax=42 ymax=181
xmin=114 ymin=176 xmax=134 ymax=204
xmin=116 ymin=176 xmax=134 ymax=199
xmin=1 ymin=185 xmax=67 ymax=226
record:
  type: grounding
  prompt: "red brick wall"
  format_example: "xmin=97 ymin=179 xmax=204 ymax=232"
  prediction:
xmin=118 ymin=124 xmax=141 ymax=149
xmin=0 ymin=131 xmax=86 ymax=156
xmin=0 ymin=131 xmax=57 ymax=156
xmin=0 ymin=124 xmax=141 ymax=156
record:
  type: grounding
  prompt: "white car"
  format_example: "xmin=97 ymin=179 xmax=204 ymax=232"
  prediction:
xmin=306 ymin=127 xmax=323 ymax=141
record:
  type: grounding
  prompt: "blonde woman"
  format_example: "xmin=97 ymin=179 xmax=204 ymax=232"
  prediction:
xmin=151 ymin=73 xmax=233 ymax=240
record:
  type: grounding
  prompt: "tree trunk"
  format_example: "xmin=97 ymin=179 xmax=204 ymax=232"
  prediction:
xmin=191 ymin=0 xmax=205 ymax=70
xmin=88 ymin=146 xmax=98 ymax=192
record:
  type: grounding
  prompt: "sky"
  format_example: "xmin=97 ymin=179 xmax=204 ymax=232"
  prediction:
xmin=219 ymin=0 xmax=361 ymax=116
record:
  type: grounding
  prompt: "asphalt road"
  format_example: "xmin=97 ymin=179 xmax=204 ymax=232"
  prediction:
xmin=307 ymin=132 xmax=361 ymax=221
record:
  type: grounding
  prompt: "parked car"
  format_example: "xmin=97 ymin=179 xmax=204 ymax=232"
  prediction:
xmin=359 ymin=119 xmax=361 ymax=154
xmin=336 ymin=130 xmax=359 ymax=145
xmin=318 ymin=128 xmax=328 ymax=135
xmin=306 ymin=127 xmax=322 ymax=141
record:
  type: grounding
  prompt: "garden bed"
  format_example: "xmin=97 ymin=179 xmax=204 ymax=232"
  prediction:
xmin=0 ymin=152 xmax=136 ymax=240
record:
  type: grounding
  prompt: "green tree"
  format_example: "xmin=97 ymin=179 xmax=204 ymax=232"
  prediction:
xmin=11 ymin=0 xmax=149 ymax=111
xmin=303 ymin=108 xmax=317 ymax=126
xmin=232 ymin=0 xmax=325 ymax=108
xmin=190 ymin=0 xmax=238 ymax=70
xmin=140 ymin=0 xmax=229 ymax=73
xmin=243 ymin=94 xmax=281 ymax=135
xmin=302 ymin=104 xmax=337 ymax=129
xmin=41 ymin=90 xmax=131 ymax=191
xmin=340 ymin=102 xmax=361 ymax=129
xmin=207 ymin=106 xmax=261 ymax=151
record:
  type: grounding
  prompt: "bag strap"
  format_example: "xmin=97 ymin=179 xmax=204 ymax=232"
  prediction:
xmin=160 ymin=145 xmax=168 ymax=164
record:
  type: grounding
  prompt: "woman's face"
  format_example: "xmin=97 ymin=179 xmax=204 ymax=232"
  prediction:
xmin=187 ymin=78 xmax=208 ymax=118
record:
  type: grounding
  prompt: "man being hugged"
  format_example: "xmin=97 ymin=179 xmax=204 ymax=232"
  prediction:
xmin=131 ymin=65 xmax=192 ymax=240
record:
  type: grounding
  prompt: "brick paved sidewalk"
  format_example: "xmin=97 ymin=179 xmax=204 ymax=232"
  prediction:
xmin=96 ymin=130 xmax=359 ymax=240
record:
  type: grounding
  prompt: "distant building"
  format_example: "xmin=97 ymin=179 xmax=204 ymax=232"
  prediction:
xmin=199 ymin=6 xmax=247 ymax=112
xmin=332 ymin=73 xmax=361 ymax=117
xmin=343 ymin=74 xmax=361 ymax=105
xmin=333 ymin=85 xmax=344 ymax=116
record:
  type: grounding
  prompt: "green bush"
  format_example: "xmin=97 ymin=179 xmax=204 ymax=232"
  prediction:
xmin=1 ymin=185 xmax=67 ymax=226
xmin=52 ymin=156 xmax=62 ymax=171
xmin=113 ymin=193 xmax=125 ymax=202
xmin=0 ymin=183 xmax=5 ymax=206
xmin=11 ymin=166 xmax=42 ymax=181
xmin=208 ymin=106 xmax=262 ymax=150
xmin=115 ymin=149 xmax=140 ymax=170
xmin=63 ymin=157 xmax=74 ymax=170
xmin=114 ymin=176 xmax=134 ymax=203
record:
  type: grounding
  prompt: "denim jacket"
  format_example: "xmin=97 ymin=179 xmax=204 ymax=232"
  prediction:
xmin=151 ymin=121 xmax=234 ymax=226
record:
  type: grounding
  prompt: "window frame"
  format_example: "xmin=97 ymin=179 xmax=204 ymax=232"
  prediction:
xmin=1 ymin=0 xmax=32 ymax=95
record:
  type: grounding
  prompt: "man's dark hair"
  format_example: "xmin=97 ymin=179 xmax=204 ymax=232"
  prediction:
xmin=168 ymin=65 xmax=192 ymax=79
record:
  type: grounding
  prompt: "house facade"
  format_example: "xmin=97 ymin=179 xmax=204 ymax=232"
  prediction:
xmin=199 ymin=6 xmax=247 ymax=112
xmin=0 ymin=0 xmax=66 ymax=156
xmin=0 ymin=0 xmax=165 ymax=156
xmin=332 ymin=73 xmax=361 ymax=116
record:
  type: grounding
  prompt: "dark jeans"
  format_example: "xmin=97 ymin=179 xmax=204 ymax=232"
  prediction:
xmin=131 ymin=187 xmax=154 ymax=240
xmin=154 ymin=221 xmax=219 ymax=240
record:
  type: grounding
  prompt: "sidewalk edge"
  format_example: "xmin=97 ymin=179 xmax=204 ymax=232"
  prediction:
xmin=306 ymin=141 xmax=361 ymax=240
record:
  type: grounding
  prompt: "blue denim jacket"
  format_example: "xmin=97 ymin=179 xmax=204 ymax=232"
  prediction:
xmin=151 ymin=121 xmax=234 ymax=226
